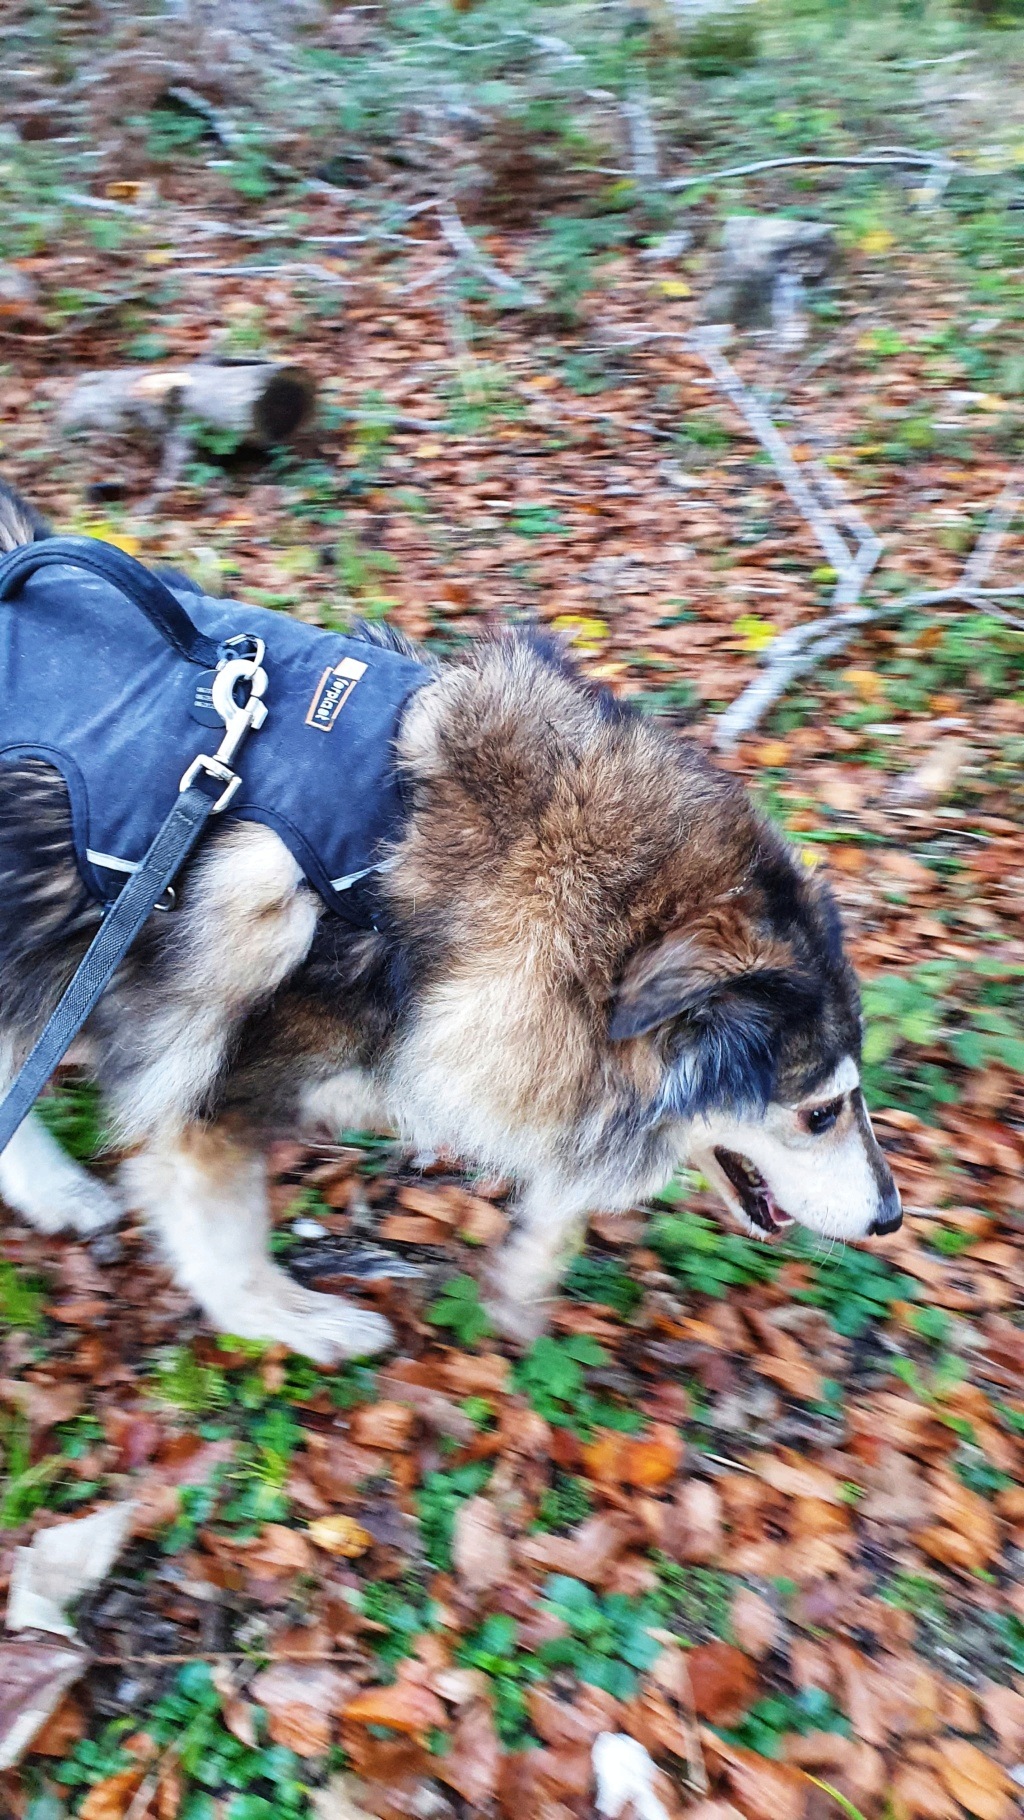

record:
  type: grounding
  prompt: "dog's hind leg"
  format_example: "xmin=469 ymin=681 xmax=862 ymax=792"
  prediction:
xmin=122 ymin=1122 xmax=393 ymax=1362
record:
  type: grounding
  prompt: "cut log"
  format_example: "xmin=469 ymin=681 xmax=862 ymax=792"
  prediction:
xmin=59 ymin=360 xmax=316 ymax=448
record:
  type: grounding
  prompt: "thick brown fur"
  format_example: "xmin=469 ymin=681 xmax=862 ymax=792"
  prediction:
xmin=0 ymin=484 xmax=898 ymax=1358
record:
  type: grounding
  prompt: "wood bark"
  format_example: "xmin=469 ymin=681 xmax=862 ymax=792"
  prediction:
xmin=59 ymin=360 xmax=315 ymax=448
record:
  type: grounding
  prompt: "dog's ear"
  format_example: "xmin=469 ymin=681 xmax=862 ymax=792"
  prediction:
xmin=609 ymin=929 xmax=811 ymax=1113
xmin=609 ymin=930 xmax=777 ymax=1041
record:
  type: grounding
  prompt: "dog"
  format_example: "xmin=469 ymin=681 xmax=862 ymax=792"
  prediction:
xmin=0 ymin=478 xmax=900 ymax=1361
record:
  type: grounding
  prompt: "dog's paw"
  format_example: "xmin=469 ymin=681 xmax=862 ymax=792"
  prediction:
xmin=485 ymin=1289 xmax=550 ymax=1346
xmin=293 ymin=1297 xmax=394 ymax=1364
xmin=64 ymin=1175 xmax=123 ymax=1235
xmin=5 ymin=1172 xmax=121 ymax=1237
xmin=207 ymin=1275 xmax=394 ymax=1363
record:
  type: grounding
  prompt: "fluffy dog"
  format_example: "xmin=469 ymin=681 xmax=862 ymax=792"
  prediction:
xmin=0 ymin=479 xmax=900 ymax=1360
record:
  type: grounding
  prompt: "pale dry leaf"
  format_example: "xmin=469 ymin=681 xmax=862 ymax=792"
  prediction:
xmin=890 ymin=1761 xmax=961 ymax=1820
xmin=7 ymin=1501 xmax=136 ymax=1639
xmin=438 ymin=1698 xmax=502 ymax=1806
xmin=729 ymin=1589 xmax=780 ymax=1660
xmin=307 ymin=1515 xmax=373 ymax=1559
xmin=593 ymin=1732 xmax=670 ymax=1820
xmin=0 ymin=1636 xmax=89 ymax=1771
xmin=749 ymin=1454 xmax=842 ymax=1504
xmin=980 ymin=1680 xmax=1024 ymax=1755
xmin=310 ymin=1774 xmax=379 ymax=1820
xmin=663 ymin=1479 xmax=723 ymax=1565
xmin=452 ymin=1496 xmax=511 ymax=1592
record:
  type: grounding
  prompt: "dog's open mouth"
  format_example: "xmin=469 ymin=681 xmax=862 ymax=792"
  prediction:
xmin=714 ymin=1146 xmax=794 ymax=1236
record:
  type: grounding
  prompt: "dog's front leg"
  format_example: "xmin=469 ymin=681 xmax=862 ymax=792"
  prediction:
xmin=0 ymin=1108 xmax=120 ymax=1235
xmin=122 ymin=1123 xmax=392 ymax=1363
xmin=485 ymin=1176 xmax=589 ymax=1344
xmin=0 ymin=1045 xmax=120 ymax=1235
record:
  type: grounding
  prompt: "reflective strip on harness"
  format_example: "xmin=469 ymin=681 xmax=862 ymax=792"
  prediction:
xmin=86 ymin=848 xmax=139 ymax=875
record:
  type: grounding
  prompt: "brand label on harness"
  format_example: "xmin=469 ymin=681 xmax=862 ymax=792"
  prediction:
xmin=306 ymin=657 xmax=367 ymax=732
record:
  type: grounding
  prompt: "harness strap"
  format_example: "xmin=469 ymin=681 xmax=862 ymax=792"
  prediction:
xmin=0 ymin=537 xmax=222 ymax=668
xmin=0 ymin=776 xmax=225 ymax=1155
xmin=0 ymin=538 xmax=269 ymax=1153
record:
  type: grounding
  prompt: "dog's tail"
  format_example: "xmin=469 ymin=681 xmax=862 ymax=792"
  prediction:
xmin=0 ymin=476 xmax=51 ymax=553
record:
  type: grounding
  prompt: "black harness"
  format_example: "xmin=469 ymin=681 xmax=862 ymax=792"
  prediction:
xmin=0 ymin=537 xmax=429 ymax=1152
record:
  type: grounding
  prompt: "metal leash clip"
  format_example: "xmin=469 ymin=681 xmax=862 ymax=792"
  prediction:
xmin=179 ymin=635 xmax=269 ymax=813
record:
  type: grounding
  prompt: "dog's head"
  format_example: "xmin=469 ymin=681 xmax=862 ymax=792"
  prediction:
xmin=609 ymin=856 xmax=901 ymax=1244
xmin=391 ymin=635 xmax=899 ymax=1248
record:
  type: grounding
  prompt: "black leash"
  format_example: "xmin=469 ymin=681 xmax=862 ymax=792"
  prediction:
xmin=0 ymin=538 xmax=268 ymax=1155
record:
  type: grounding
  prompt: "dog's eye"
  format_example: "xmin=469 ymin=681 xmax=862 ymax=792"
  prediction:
xmin=801 ymin=1095 xmax=844 ymax=1135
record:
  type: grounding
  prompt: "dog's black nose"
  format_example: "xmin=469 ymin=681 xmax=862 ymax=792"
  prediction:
xmin=869 ymin=1195 xmax=903 ymax=1237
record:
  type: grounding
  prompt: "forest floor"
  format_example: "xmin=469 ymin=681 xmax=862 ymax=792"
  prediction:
xmin=3 ymin=3 xmax=1024 ymax=1817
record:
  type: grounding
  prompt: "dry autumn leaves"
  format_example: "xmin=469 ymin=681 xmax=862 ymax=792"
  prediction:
xmin=4 ymin=0 xmax=1024 ymax=1817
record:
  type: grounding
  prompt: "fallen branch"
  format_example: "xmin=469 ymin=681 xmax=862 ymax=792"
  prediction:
xmin=885 ymin=585 xmax=1024 ymax=631
xmin=178 ymin=262 xmax=350 ymax=285
xmin=436 ymin=204 xmax=541 ymax=306
xmin=665 ymin=145 xmax=963 ymax=192
xmin=140 ymin=424 xmax=194 ymax=516
xmin=165 ymin=83 xmax=243 ymax=150
xmin=60 ymin=359 xmax=316 ymax=449
xmin=622 ymin=84 xmax=660 ymax=187
xmin=961 ymin=472 xmax=1023 ymax=589
xmin=595 ymin=325 xmax=885 ymax=742
xmin=692 ymin=329 xmax=864 ymax=579
xmin=688 ymin=333 xmax=882 ymax=745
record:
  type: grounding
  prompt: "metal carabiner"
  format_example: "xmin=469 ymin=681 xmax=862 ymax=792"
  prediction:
xmin=179 ymin=638 xmax=269 ymax=811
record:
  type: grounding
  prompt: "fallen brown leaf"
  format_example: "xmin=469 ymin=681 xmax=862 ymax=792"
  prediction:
xmin=79 ymin=1769 xmax=145 ymax=1820
xmin=437 ymin=1698 xmax=502 ymax=1806
xmin=250 ymin=1664 xmax=356 ymax=1756
xmin=453 ymin=1495 xmax=511 ymax=1591
xmin=935 ymin=1739 xmax=1012 ymax=1820
xmin=581 ymin=1421 xmax=683 ymax=1488
xmin=343 ymin=1680 xmax=447 ymax=1741
xmin=703 ymin=1731 xmax=808 ymax=1820
xmin=687 ymin=1643 xmax=759 ymax=1726
xmin=352 ymin=1397 xmax=416 ymax=1441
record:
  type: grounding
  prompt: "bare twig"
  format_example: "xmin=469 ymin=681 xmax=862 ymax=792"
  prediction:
xmin=179 ymin=263 xmax=350 ymax=285
xmin=691 ymin=329 xmax=868 ymax=577
xmin=961 ymin=473 xmax=1023 ymax=588
xmin=436 ymin=205 xmax=541 ymax=306
xmin=664 ymin=146 xmax=962 ymax=193
xmin=594 ymin=324 xmax=884 ymax=740
xmin=93 ymin=1650 xmax=358 ymax=1664
xmin=165 ymin=84 xmax=243 ymax=150
xmin=885 ymin=585 xmax=1024 ymax=631
xmin=894 ymin=49 xmax=978 ymax=68
xmin=684 ymin=330 xmax=883 ymax=745
xmin=677 ymin=1655 xmax=710 ymax=1796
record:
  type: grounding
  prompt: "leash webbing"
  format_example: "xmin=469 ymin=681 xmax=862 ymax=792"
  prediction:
xmin=0 ymin=779 xmax=224 ymax=1155
xmin=0 ymin=539 xmax=269 ymax=1154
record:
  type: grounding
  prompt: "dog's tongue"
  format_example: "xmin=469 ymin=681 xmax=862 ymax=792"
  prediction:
xmin=751 ymin=1189 xmax=794 ymax=1237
